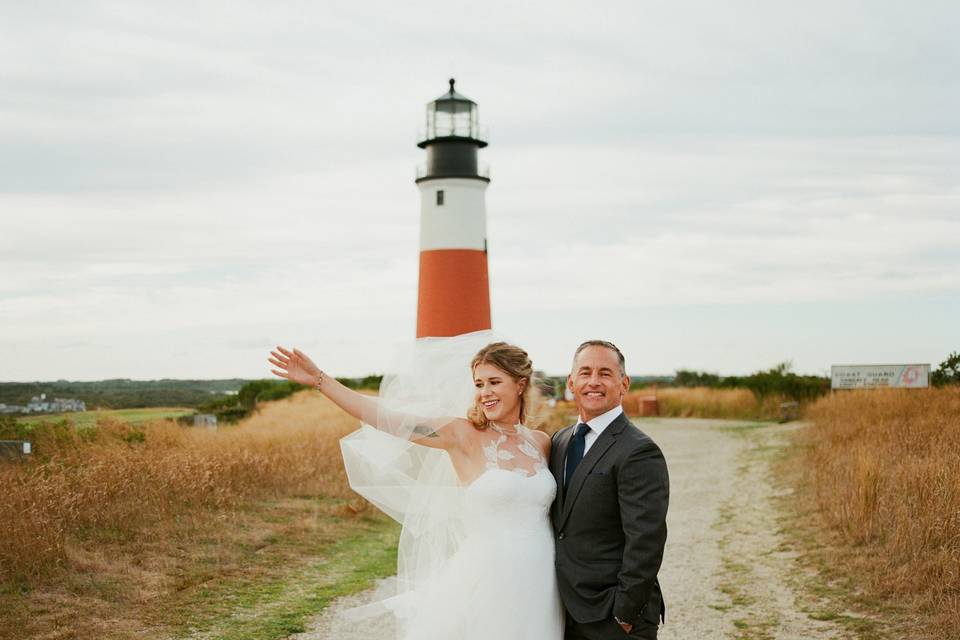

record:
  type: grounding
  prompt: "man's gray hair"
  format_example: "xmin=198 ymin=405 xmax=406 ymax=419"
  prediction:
xmin=572 ymin=340 xmax=627 ymax=376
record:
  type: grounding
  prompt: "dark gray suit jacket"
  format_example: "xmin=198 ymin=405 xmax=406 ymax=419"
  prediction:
xmin=550 ymin=412 xmax=669 ymax=626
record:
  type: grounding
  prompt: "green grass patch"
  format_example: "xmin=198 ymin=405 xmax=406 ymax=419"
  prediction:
xmin=809 ymin=609 xmax=841 ymax=621
xmin=16 ymin=407 xmax=194 ymax=429
xmin=172 ymin=516 xmax=399 ymax=640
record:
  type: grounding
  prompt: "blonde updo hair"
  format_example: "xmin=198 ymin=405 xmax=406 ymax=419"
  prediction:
xmin=467 ymin=342 xmax=539 ymax=429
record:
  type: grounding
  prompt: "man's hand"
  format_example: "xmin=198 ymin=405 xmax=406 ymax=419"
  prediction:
xmin=616 ymin=618 xmax=633 ymax=634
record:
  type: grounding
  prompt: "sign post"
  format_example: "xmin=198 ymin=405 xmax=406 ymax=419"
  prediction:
xmin=830 ymin=364 xmax=930 ymax=390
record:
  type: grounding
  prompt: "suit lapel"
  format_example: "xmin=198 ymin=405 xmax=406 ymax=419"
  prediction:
xmin=558 ymin=413 xmax=628 ymax=530
xmin=551 ymin=425 xmax=575 ymax=516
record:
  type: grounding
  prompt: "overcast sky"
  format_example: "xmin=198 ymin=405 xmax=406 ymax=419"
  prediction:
xmin=1 ymin=0 xmax=958 ymax=381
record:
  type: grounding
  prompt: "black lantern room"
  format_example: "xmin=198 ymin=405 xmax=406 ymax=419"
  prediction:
xmin=416 ymin=78 xmax=489 ymax=183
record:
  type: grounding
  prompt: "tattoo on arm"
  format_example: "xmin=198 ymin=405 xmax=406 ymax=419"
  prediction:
xmin=412 ymin=424 xmax=439 ymax=438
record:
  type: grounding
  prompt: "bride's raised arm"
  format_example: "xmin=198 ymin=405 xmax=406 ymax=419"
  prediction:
xmin=268 ymin=345 xmax=466 ymax=451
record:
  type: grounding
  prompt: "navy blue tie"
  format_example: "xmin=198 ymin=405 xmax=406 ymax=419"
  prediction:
xmin=564 ymin=423 xmax=592 ymax=492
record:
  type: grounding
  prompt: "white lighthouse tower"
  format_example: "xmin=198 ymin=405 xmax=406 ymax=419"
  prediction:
xmin=415 ymin=79 xmax=491 ymax=338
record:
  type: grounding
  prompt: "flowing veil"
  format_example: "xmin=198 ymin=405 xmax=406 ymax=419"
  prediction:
xmin=337 ymin=330 xmax=507 ymax=632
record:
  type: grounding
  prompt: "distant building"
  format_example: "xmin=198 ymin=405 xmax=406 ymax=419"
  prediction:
xmin=6 ymin=393 xmax=87 ymax=414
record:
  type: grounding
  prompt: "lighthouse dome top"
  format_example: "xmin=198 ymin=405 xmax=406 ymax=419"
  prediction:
xmin=418 ymin=78 xmax=487 ymax=148
xmin=432 ymin=78 xmax=476 ymax=106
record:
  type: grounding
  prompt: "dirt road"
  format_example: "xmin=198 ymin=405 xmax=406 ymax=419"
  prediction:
xmin=295 ymin=419 xmax=858 ymax=639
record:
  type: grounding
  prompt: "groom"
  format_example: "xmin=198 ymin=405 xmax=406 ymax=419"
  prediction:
xmin=550 ymin=340 xmax=669 ymax=640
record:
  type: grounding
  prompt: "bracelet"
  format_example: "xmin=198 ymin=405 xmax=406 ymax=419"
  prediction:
xmin=314 ymin=371 xmax=325 ymax=392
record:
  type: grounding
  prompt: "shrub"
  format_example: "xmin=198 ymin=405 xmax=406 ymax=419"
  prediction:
xmin=673 ymin=370 xmax=722 ymax=387
xmin=196 ymin=380 xmax=306 ymax=424
xmin=336 ymin=375 xmax=383 ymax=390
xmin=931 ymin=351 xmax=960 ymax=387
xmin=672 ymin=362 xmax=829 ymax=402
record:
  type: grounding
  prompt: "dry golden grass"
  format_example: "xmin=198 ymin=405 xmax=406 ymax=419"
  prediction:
xmin=0 ymin=391 xmax=385 ymax=640
xmin=534 ymin=401 xmax=578 ymax=436
xmin=0 ymin=389 xmax=571 ymax=640
xmin=632 ymin=386 xmax=787 ymax=420
xmin=0 ymin=391 xmax=362 ymax=585
xmin=798 ymin=387 xmax=960 ymax=637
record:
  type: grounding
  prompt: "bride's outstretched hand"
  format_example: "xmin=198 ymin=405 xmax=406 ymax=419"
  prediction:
xmin=268 ymin=346 xmax=322 ymax=387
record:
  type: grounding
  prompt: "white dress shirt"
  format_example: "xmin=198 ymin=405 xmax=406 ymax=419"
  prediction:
xmin=578 ymin=404 xmax=625 ymax=455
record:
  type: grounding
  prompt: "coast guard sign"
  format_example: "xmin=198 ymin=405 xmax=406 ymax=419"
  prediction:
xmin=831 ymin=364 xmax=930 ymax=389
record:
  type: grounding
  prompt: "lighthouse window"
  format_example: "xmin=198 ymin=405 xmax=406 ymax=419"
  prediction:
xmin=436 ymin=190 xmax=445 ymax=206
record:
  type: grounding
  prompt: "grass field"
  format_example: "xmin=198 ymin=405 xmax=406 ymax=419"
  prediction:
xmin=5 ymin=384 xmax=955 ymax=639
xmin=624 ymin=387 xmax=792 ymax=421
xmin=793 ymin=387 xmax=960 ymax=639
xmin=15 ymin=407 xmax=195 ymax=429
xmin=0 ymin=391 xmax=395 ymax=640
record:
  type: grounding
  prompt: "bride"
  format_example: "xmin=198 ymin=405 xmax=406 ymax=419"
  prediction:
xmin=268 ymin=335 xmax=563 ymax=639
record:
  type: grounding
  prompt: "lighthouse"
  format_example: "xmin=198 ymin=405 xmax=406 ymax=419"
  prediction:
xmin=415 ymin=79 xmax=492 ymax=338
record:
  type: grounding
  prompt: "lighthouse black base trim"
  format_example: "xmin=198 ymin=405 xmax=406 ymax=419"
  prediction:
xmin=416 ymin=135 xmax=488 ymax=149
xmin=415 ymin=175 xmax=490 ymax=184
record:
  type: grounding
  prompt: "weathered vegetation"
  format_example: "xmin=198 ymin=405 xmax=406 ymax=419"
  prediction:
xmin=796 ymin=387 xmax=960 ymax=638
xmin=0 ymin=391 xmax=394 ymax=640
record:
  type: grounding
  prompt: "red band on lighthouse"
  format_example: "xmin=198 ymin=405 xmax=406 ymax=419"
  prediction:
xmin=416 ymin=249 xmax=491 ymax=338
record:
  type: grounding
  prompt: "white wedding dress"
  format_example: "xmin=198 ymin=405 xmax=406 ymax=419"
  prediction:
xmin=341 ymin=423 xmax=564 ymax=640
xmin=397 ymin=427 xmax=563 ymax=639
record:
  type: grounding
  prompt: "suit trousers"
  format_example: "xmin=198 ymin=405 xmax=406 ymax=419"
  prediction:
xmin=564 ymin=614 xmax=658 ymax=640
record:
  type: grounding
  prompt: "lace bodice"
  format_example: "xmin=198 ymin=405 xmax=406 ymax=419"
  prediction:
xmin=480 ymin=424 xmax=548 ymax=478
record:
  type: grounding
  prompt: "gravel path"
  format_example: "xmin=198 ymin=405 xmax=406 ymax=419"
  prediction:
xmin=294 ymin=419 xmax=852 ymax=640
